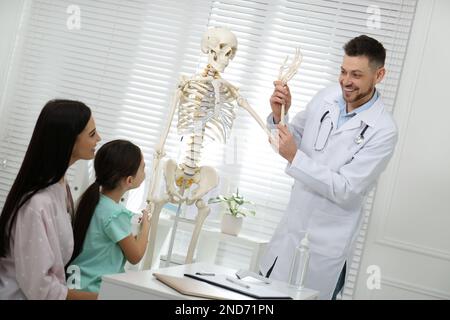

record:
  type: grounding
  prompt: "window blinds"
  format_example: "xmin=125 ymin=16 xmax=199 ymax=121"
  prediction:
xmin=0 ymin=0 xmax=417 ymax=299
xmin=201 ymin=2 xmax=417 ymax=293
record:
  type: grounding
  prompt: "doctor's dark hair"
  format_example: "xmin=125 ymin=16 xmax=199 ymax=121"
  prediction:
xmin=0 ymin=99 xmax=91 ymax=257
xmin=344 ymin=35 xmax=386 ymax=69
xmin=69 ymin=139 xmax=142 ymax=265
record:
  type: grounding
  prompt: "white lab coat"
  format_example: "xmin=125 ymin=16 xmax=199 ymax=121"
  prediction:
xmin=260 ymin=84 xmax=398 ymax=299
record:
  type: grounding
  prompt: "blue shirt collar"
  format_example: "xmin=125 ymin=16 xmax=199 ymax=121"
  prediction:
xmin=338 ymin=89 xmax=379 ymax=116
xmin=336 ymin=89 xmax=379 ymax=129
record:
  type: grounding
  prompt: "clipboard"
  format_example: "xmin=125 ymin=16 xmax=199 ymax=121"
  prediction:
xmin=153 ymin=273 xmax=250 ymax=300
xmin=184 ymin=273 xmax=292 ymax=300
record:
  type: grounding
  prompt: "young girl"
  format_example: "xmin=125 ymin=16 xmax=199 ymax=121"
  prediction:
xmin=68 ymin=139 xmax=150 ymax=293
xmin=0 ymin=99 xmax=101 ymax=300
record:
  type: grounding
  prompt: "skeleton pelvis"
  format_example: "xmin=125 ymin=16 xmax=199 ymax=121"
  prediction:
xmin=176 ymin=175 xmax=194 ymax=188
xmin=163 ymin=159 xmax=219 ymax=204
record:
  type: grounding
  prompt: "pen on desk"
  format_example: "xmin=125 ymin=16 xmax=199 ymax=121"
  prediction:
xmin=226 ymin=276 xmax=250 ymax=289
xmin=195 ymin=272 xmax=215 ymax=276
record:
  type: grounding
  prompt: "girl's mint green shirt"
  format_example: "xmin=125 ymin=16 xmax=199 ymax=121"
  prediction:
xmin=69 ymin=194 xmax=134 ymax=292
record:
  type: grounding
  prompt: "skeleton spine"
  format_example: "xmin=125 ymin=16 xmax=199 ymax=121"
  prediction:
xmin=181 ymin=67 xmax=217 ymax=177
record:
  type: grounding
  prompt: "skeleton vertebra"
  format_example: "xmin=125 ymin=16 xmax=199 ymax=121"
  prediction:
xmin=141 ymin=27 xmax=273 ymax=269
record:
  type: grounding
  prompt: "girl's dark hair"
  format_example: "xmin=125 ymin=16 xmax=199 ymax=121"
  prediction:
xmin=0 ymin=100 xmax=91 ymax=257
xmin=70 ymin=139 xmax=142 ymax=263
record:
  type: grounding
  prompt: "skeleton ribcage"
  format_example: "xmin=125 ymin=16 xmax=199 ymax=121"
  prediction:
xmin=177 ymin=79 xmax=236 ymax=143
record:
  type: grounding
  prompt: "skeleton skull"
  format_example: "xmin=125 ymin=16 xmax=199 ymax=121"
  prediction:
xmin=201 ymin=27 xmax=238 ymax=72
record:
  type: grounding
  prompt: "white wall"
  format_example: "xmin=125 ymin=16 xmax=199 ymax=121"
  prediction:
xmin=0 ymin=0 xmax=24 ymax=118
xmin=355 ymin=0 xmax=450 ymax=299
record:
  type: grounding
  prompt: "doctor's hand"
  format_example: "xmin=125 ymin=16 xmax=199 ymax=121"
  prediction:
xmin=275 ymin=124 xmax=297 ymax=163
xmin=270 ymin=81 xmax=292 ymax=124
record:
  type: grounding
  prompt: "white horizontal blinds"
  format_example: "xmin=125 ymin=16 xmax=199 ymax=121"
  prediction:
xmin=1 ymin=0 xmax=153 ymax=199
xmin=201 ymin=0 xmax=417 ymax=289
xmin=326 ymin=0 xmax=417 ymax=114
xmin=117 ymin=0 xmax=213 ymax=155
xmin=203 ymin=1 xmax=289 ymax=241
xmin=110 ymin=0 xmax=213 ymax=210
xmin=0 ymin=0 xmax=34 ymax=206
xmin=0 ymin=0 xmax=213 ymax=210
xmin=269 ymin=0 xmax=417 ymax=111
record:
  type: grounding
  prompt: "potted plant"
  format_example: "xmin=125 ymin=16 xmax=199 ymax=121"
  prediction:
xmin=208 ymin=188 xmax=256 ymax=236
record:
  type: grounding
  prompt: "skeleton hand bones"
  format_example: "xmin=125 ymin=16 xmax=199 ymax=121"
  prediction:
xmin=277 ymin=48 xmax=302 ymax=125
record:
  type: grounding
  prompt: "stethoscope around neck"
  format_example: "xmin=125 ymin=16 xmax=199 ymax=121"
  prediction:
xmin=314 ymin=110 xmax=369 ymax=151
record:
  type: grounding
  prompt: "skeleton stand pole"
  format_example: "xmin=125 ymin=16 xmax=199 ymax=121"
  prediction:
xmin=164 ymin=202 xmax=183 ymax=267
xmin=164 ymin=185 xmax=186 ymax=267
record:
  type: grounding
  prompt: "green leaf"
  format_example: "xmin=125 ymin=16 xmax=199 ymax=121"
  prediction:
xmin=209 ymin=189 xmax=256 ymax=218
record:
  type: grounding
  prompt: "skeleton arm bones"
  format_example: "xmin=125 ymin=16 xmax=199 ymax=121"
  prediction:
xmin=224 ymin=81 xmax=271 ymax=138
xmin=146 ymin=85 xmax=183 ymax=210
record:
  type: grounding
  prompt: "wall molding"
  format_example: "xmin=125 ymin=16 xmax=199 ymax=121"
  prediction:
xmin=374 ymin=0 xmax=436 ymax=245
xmin=381 ymin=276 xmax=450 ymax=300
xmin=376 ymin=236 xmax=450 ymax=261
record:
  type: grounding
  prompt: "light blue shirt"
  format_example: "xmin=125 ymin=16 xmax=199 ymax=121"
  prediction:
xmin=69 ymin=194 xmax=133 ymax=292
xmin=337 ymin=89 xmax=379 ymax=128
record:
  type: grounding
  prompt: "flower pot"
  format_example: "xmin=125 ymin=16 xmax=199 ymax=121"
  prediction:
xmin=221 ymin=214 xmax=243 ymax=236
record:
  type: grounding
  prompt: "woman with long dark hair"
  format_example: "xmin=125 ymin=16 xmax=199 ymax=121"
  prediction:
xmin=0 ymin=99 xmax=101 ymax=299
xmin=68 ymin=140 xmax=150 ymax=293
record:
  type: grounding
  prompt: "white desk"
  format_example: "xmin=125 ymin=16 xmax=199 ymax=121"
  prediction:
xmin=131 ymin=213 xmax=268 ymax=273
xmin=99 ymin=262 xmax=319 ymax=300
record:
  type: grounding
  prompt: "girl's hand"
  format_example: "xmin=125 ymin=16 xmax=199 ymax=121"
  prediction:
xmin=140 ymin=209 xmax=152 ymax=224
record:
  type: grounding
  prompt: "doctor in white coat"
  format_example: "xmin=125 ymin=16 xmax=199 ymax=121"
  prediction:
xmin=260 ymin=35 xmax=398 ymax=299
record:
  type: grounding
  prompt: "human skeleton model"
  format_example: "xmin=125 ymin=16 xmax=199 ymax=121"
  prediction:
xmin=141 ymin=27 xmax=302 ymax=269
